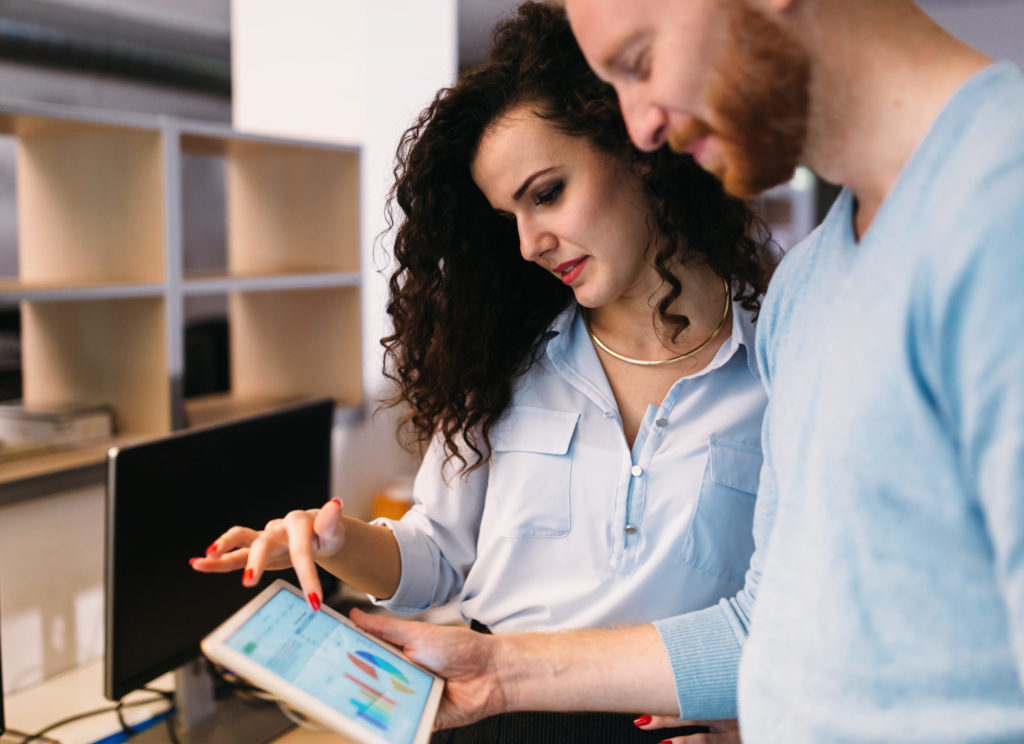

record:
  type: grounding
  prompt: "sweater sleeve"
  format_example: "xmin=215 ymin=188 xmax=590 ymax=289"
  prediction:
xmin=652 ymin=284 xmax=785 ymax=720
xmin=653 ymin=423 xmax=776 ymax=720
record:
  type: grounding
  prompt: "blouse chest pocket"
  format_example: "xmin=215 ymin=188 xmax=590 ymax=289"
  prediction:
xmin=680 ymin=437 xmax=762 ymax=584
xmin=487 ymin=407 xmax=580 ymax=538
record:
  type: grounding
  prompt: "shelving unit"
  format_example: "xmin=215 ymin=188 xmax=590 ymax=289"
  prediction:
xmin=0 ymin=98 xmax=363 ymax=492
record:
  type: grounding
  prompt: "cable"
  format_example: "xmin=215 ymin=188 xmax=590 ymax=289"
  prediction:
xmin=113 ymin=698 xmax=135 ymax=738
xmin=0 ymin=730 xmax=57 ymax=744
xmin=142 ymin=686 xmax=181 ymax=744
xmin=18 ymin=696 xmax=169 ymax=744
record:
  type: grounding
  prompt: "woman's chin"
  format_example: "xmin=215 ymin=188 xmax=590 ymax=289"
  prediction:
xmin=572 ymin=290 xmax=600 ymax=309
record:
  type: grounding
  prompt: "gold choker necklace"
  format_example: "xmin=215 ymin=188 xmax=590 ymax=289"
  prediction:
xmin=586 ymin=277 xmax=731 ymax=367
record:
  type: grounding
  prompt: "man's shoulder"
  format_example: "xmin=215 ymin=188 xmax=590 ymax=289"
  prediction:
xmin=906 ymin=63 xmax=1024 ymax=269
xmin=941 ymin=62 xmax=1024 ymax=178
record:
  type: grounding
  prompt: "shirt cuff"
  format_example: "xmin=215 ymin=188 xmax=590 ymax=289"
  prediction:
xmin=653 ymin=602 xmax=743 ymax=720
xmin=367 ymin=517 xmax=439 ymax=613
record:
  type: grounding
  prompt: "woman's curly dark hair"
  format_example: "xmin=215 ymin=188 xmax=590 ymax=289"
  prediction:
xmin=381 ymin=1 xmax=776 ymax=473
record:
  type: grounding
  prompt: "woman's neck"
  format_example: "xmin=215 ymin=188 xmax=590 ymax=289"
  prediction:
xmin=585 ymin=265 xmax=731 ymax=361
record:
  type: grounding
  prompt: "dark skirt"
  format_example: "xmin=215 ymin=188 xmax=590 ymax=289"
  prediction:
xmin=431 ymin=621 xmax=711 ymax=743
xmin=431 ymin=712 xmax=710 ymax=743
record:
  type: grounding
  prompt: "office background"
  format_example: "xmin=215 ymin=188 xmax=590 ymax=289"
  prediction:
xmin=0 ymin=0 xmax=1022 ymax=704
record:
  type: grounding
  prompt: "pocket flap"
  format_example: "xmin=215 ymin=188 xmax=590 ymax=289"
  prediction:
xmin=491 ymin=407 xmax=580 ymax=455
xmin=708 ymin=437 xmax=762 ymax=494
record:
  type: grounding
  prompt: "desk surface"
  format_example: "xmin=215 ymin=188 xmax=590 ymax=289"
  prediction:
xmin=3 ymin=596 xmax=461 ymax=744
xmin=4 ymin=658 xmax=357 ymax=744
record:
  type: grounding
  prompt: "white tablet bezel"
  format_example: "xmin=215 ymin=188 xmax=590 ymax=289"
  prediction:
xmin=201 ymin=579 xmax=444 ymax=744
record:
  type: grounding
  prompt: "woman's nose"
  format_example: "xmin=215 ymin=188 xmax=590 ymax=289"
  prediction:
xmin=518 ymin=220 xmax=557 ymax=262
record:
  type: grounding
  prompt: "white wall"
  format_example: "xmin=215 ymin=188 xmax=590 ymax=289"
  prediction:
xmin=0 ymin=485 xmax=106 ymax=694
xmin=921 ymin=0 xmax=1024 ymax=67
xmin=232 ymin=0 xmax=457 ymax=518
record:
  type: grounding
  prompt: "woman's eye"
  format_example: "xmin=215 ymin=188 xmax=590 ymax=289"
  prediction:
xmin=535 ymin=182 xmax=564 ymax=206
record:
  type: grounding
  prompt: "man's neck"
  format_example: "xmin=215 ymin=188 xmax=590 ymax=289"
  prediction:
xmin=797 ymin=1 xmax=992 ymax=238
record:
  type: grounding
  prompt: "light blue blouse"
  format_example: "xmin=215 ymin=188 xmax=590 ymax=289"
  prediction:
xmin=374 ymin=299 xmax=766 ymax=632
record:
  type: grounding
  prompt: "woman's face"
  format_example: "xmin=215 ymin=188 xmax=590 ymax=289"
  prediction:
xmin=470 ymin=104 xmax=660 ymax=309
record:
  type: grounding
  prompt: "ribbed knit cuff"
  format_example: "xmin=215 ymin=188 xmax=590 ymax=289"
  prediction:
xmin=653 ymin=603 xmax=742 ymax=720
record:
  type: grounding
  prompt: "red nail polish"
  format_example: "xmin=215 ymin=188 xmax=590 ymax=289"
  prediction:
xmin=206 ymin=543 xmax=218 ymax=554
xmin=308 ymin=592 xmax=321 ymax=612
xmin=633 ymin=716 xmax=652 ymax=727
xmin=331 ymin=498 xmax=341 ymax=507
xmin=243 ymin=568 xmax=254 ymax=583
xmin=189 ymin=557 xmax=199 ymax=567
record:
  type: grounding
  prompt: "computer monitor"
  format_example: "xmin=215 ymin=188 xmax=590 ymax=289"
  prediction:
xmin=104 ymin=398 xmax=334 ymax=713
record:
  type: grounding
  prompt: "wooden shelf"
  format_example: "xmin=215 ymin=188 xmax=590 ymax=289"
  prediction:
xmin=184 ymin=393 xmax=363 ymax=429
xmin=0 ymin=433 xmax=149 ymax=488
xmin=181 ymin=269 xmax=360 ymax=295
xmin=0 ymin=98 xmax=363 ymax=493
xmin=0 ymin=278 xmax=165 ymax=303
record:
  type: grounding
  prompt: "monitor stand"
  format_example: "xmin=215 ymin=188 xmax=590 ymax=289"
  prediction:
xmin=129 ymin=658 xmax=296 ymax=744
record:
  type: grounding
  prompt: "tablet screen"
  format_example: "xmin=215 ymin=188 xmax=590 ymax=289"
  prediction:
xmin=225 ymin=587 xmax=435 ymax=744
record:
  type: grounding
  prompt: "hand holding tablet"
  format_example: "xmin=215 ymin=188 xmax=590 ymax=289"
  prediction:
xmin=202 ymin=580 xmax=444 ymax=744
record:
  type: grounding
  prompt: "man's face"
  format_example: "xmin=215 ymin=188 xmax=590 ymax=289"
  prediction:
xmin=566 ymin=0 xmax=811 ymax=198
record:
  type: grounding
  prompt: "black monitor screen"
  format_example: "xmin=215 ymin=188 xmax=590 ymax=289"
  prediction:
xmin=104 ymin=399 xmax=334 ymax=700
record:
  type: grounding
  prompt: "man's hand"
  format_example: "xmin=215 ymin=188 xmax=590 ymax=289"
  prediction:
xmin=349 ymin=608 xmax=509 ymax=730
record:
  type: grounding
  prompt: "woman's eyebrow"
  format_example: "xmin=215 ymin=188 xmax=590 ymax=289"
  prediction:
xmin=514 ymin=167 xmax=557 ymax=201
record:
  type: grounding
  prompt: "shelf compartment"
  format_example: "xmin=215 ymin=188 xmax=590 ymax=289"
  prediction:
xmin=20 ymin=297 xmax=170 ymax=436
xmin=11 ymin=115 xmax=165 ymax=285
xmin=181 ymin=132 xmax=359 ymax=276
xmin=229 ymin=287 xmax=361 ymax=407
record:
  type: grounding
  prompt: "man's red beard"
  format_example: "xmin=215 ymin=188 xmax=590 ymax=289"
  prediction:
xmin=669 ymin=0 xmax=810 ymax=198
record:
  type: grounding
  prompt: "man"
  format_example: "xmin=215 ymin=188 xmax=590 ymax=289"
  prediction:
xmin=353 ymin=1 xmax=1024 ymax=740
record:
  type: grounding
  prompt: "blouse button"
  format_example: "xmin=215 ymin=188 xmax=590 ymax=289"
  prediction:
xmin=624 ymin=524 xmax=638 ymax=535
xmin=655 ymin=418 xmax=668 ymax=427
xmin=630 ymin=465 xmax=643 ymax=477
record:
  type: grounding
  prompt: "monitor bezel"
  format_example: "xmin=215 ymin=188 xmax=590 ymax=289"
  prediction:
xmin=102 ymin=397 xmax=336 ymax=701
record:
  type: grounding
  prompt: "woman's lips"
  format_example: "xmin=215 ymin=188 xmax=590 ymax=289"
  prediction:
xmin=554 ymin=256 xmax=588 ymax=285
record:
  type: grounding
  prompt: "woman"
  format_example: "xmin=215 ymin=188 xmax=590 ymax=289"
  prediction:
xmin=194 ymin=2 xmax=774 ymax=740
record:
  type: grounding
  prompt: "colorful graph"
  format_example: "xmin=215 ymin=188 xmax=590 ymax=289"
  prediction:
xmin=391 ymin=678 xmax=414 ymax=695
xmin=348 ymin=652 xmax=378 ymax=679
xmin=344 ymin=649 xmax=418 ymax=734
xmin=355 ymin=650 xmax=411 ymax=686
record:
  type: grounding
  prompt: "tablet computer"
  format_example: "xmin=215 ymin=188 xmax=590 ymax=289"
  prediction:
xmin=201 ymin=579 xmax=444 ymax=744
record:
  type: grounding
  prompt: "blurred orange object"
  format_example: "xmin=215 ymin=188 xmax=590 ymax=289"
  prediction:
xmin=372 ymin=478 xmax=414 ymax=521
